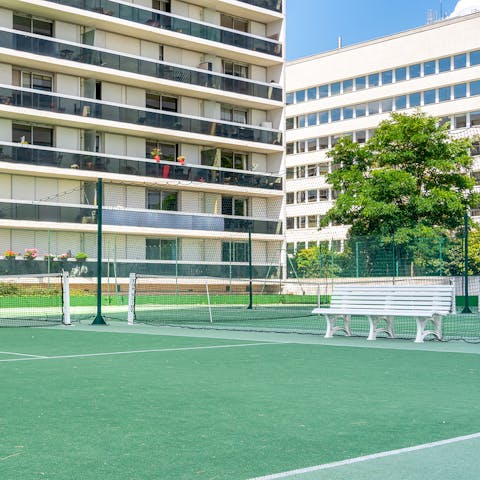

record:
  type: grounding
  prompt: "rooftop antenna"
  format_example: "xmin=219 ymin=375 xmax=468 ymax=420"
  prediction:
xmin=337 ymin=36 xmax=342 ymax=49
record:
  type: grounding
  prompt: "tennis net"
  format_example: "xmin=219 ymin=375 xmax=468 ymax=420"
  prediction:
xmin=0 ymin=272 xmax=70 ymax=327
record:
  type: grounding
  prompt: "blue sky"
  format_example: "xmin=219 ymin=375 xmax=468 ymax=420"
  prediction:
xmin=286 ymin=0 xmax=460 ymax=60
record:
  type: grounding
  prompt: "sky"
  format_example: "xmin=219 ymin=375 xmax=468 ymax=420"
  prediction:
xmin=286 ymin=0 xmax=461 ymax=61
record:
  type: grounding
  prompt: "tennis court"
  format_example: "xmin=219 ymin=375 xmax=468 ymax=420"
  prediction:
xmin=1 ymin=323 xmax=479 ymax=480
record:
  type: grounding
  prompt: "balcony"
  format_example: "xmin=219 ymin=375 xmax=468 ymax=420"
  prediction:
xmin=238 ymin=0 xmax=283 ymax=13
xmin=0 ymin=143 xmax=283 ymax=191
xmin=0 ymin=200 xmax=282 ymax=235
xmin=0 ymin=86 xmax=282 ymax=146
xmin=44 ymin=0 xmax=282 ymax=57
xmin=0 ymin=29 xmax=282 ymax=102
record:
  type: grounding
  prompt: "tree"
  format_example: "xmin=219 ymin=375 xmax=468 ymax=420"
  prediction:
xmin=324 ymin=112 xmax=479 ymax=242
xmin=290 ymin=245 xmax=343 ymax=278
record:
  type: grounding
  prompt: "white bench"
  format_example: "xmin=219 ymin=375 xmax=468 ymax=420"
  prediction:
xmin=312 ymin=284 xmax=455 ymax=343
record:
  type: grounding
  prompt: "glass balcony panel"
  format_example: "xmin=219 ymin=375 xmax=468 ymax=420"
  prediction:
xmin=0 ymin=30 xmax=281 ymax=102
xmin=42 ymin=1 xmax=282 ymax=56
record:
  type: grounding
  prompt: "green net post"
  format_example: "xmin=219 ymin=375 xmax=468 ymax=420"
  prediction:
xmin=247 ymin=226 xmax=253 ymax=309
xmin=92 ymin=178 xmax=107 ymax=325
xmin=462 ymin=210 xmax=472 ymax=314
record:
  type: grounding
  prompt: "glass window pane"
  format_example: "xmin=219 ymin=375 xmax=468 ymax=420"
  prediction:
xmin=33 ymin=19 xmax=53 ymax=37
xmin=307 ymin=190 xmax=317 ymax=202
xmin=343 ymin=106 xmax=353 ymax=120
xmin=319 ymin=84 xmax=329 ymax=98
xmin=296 ymin=141 xmax=306 ymax=153
xmin=471 ymin=50 xmax=480 ymax=66
xmin=454 ymin=53 xmax=467 ymax=69
xmin=331 ymin=108 xmax=341 ymax=122
xmin=438 ymin=56 xmax=451 ymax=72
xmin=296 ymin=90 xmax=305 ymax=103
xmin=286 ymin=143 xmax=294 ymax=155
xmin=331 ymin=82 xmax=341 ymax=96
xmin=355 ymin=104 xmax=366 ymax=117
xmin=319 ymin=137 xmax=329 ymax=149
xmin=356 ymin=130 xmax=366 ymax=144
xmin=454 ymin=115 xmax=467 ymax=129
xmin=454 ymin=83 xmax=467 ymax=99
xmin=33 ymin=126 xmax=53 ymax=146
xmin=381 ymin=70 xmax=393 ymax=85
xmin=438 ymin=86 xmax=451 ymax=102
xmin=424 ymin=60 xmax=436 ymax=76
xmin=13 ymin=123 xmax=31 ymax=143
xmin=381 ymin=98 xmax=393 ymax=112
xmin=368 ymin=101 xmax=379 ymax=115
xmin=470 ymin=80 xmax=480 ymax=96
xmin=286 ymin=167 xmax=295 ymax=179
xmin=307 ymin=113 xmax=317 ymax=126
xmin=424 ymin=89 xmax=436 ymax=104
xmin=355 ymin=76 xmax=366 ymax=90
xmin=319 ymin=111 xmax=329 ymax=124
xmin=368 ymin=73 xmax=379 ymax=87
xmin=343 ymin=79 xmax=353 ymax=93
xmin=409 ymin=64 xmax=421 ymax=79
xmin=395 ymin=67 xmax=407 ymax=82
xmin=286 ymin=92 xmax=294 ymax=105
xmin=471 ymin=111 xmax=480 ymax=126
xmin=409 ymin=92 xmax=421 ymax=107
xmin=307 ymin=87 xmax=317 ymax=100
xmin=395 ymin=95 xmax=407 ymax=110
xmin=297 ymin=115 xmax=306 ymax=128
xmin=286 ymin=117 xmax=294 ymax=130
xmin=307 ymin=139 xmax=316 ymax=152
xmin=13 ymin=14 xmax=31 ymax=32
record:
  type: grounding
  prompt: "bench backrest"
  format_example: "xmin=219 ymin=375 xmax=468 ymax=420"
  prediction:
xmin=330 ymin=284 xmax=455 ymax=314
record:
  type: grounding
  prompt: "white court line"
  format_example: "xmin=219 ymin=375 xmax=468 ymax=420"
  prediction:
xmin=0 ymin=351 xmax=47 ymax=358
xmin=0 ymin=342 xmax=280 ymax=363
xmin=248 ymin=432 xmax=480 ymax=480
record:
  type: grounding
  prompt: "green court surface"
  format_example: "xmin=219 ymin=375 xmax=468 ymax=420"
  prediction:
xmin=1 ymin=325 xmax=479 ymax=480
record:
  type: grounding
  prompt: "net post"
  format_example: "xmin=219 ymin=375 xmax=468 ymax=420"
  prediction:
xmin=127 ymin=272 xmax=136 ymax=325
xmin=62 ymin=270 xmax=71 ymax=325
xmin=247 ymin=225 xmax=253 ymax=309
xmin=205 ymin=280 xmax=213 ymax=323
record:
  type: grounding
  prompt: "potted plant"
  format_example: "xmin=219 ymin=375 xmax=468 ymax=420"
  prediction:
xmin=75 ymin=252 xmax=88 ymax=263
xmin=24 ymin=248 xmax=39 ymax=261
xmin=150 ymin=148 xmax=162 ymax=162
xmin=4 ymin=250 xmax=17 ymax=259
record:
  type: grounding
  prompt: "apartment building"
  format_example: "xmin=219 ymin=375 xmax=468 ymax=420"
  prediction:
xmin=0 ymin=0 xmax=285 ymax=278
xmin=285 ymin=10 xmax=480 ymax=255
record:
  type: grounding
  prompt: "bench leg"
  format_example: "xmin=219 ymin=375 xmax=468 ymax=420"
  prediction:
xmin=367 ymin=315 xmax=395 ymax=341
xmin=324 ymin=314 xmax=351 ymax=339
xmin=415 ymin=315 xmax=443 ymax=343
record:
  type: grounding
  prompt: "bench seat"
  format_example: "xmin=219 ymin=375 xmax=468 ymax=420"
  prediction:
xmin=312 ymin=284 xmax=455 ymax=342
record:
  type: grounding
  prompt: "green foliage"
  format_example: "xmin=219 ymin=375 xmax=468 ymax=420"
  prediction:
xmin=325 ymin=112 xmax=480 ymax=239
xmin=0 ymin=283 xmax=61 ymax=297
xmin=290 ymin=245 xmax=343 ymax=278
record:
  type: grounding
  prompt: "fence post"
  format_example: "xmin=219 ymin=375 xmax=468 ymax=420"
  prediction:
xmin=92 ymin=177 xmax=106 ymax=325
xmin=462 ymin=211 xmax=472 ymax=314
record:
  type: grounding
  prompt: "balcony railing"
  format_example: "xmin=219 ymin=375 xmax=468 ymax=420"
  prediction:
xmin=0 ymin=86 xmax=282 ymax=146
xmin=0 ymin=201 xmax=282 ymax=235
xmin=0 ymin=144 xmax=283 ymax=191
xmin=45 ymin=0 xmax=282 ymax=56
xmin=1 ymin=29 xmax=282 ymax=102
xmin=238 ymin=0 xmax=283 ymax=13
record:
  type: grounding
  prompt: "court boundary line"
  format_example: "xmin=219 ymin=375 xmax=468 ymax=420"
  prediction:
xmin=248 ymin=432 xmax=480 ymax=480
xmin=0 ymin=341 xmax=282 ymax=363
xmin=0 ymin=351 xmax=47 ymax=358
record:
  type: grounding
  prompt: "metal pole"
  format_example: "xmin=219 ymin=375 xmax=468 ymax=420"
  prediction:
xmin=462 ymin=210 xmax=472 ymax=314
xmin=247 ymin=226 xmax=253 ymax=309
xmin=92 ymin=177 xmax=106 ymax=324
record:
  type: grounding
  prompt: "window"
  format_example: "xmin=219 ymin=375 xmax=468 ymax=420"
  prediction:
xmin=221 ymin=105 xmax=247 ymax=124
xmin=409 ymin=92 xmax=421 ymax=108
xmin=297 ymin=116 xmax=306 ymax=128
xmin=286 ymin=143 xmax=294 ymax=155
xmin=307 ymin=190 xmax=317 ymax=202
xmin=355 ymin=104 xmax=366 ymax=117
xmin=222 ymin=197 xmax=248 ymax=216
xmin=453 ymin=83 xmax=467 ymax=99
xmin=220 ymin=14 xmax=248 ymax=32
xmin=395 ymin=67 xmax=407 ymax=82
xmin=297 ymin=166 xmax=305 ymax=178
xmin=222 ymin=242 xmax=248 ymax=262
xmin=355 ymin=76 xmax=366 ymax=90
xmin=146 ymin=239 xmax=177 ymax=260
xmin=471 ymin=50 xmax=480 ymax=66
xmin=297 ymin=216 xmax=306 ymax=228
xmin=343 ymin=106 xmax=353 ymax=120
xmin=319 ymin=84 xmax=329 ymax=98
xmin=296 ymin=191 xmax=305 ymax=203
xmin=331 ymin=108 xmax=341 ymax=122
xmin=307 ymin=138 xmax=317 ymax=152
xmin=381 ymin=98 xmax=393 ymax=113
xmin=147 ymin=141 xmax=177 ymax=162
xmin=296 ymin=141 xmax=306 ymax=153
xmin=13 ymin=14 xmax=53 ymax=36
xmin=307 ymin=113 xmax=317 ymax=126
xmin=438 ymin=86 xmax=451 ymax=102
xmin=381 ymin=70 xmax=393 ymax=85
xmin=147 ymin=190 xmax=178 ymax=211
xmin=218 ymin=150 xmax=248 ymax=170
xmin=152 ymin=0 xmax=171 ymax=12
xmin=395 ymin=96 xmax=407 ymax=110
xmin=286 ymin=167 xmax=295 ymax=179
xmin=319 ymin=137 xmax=329 ymax=149
xmin=424 ymin=89 xmax=436 ymax=105
xmin=454 ymin=115 xmax=467 ymax=129
xmin=409 ymin=64 xmax=421 ymax=79
xmin=16 ymin=71 xmax=53 ymax=91
xmin=286 ymin=217 xmax=294 ymax=230
xmin=319 ymin=111 xmax=329 ymax=124
xmin=318 ymin=163 xmax=329 ymax=174
xmin=295 ymin=90 xmax=305 ymax=103
xmin=454 ymin=53 xmax=467 ymax=70
xmin=368 ymin=73 xmax=379 ymax=87
xmin=319 ymin=190 xmax=329 ymax=201
xmin=331 ymin=82 xmax=341 ymax=96
xmin=438 ymin=56 xmax=451 ymax=72
xmin=286 ymin=92 xmax=294 ymax=105
xmin=307 ymin=87 xmax=317 ymax=100
xmin=223 ymin=61 xmax=248 ymax=78
xmin=307 ymin=164 xmax=317 ymax=177
xmin=286 ymin=192 xmax=294 ymax=204
xmin=146 ymin=93 xmax=177 ymax=112
xmin=286 ymin=117 xmax=294 ymax=130
xmin=356 ymin=130 xmax=366 ymax=144
xmin=343 ymin=79 xmax=353 ymax=93
xmin=424 ymin=60 xmax=436 ymax=76
xmin=470 ymin=80 xmax=480 ymax=97
xmin=308 ymin=215 xmax=317 ymax=228
xmin=471 ymin=111 xmax=480 ymax=126
xmin=368 ymin=101 xmax=379 ymax=115
xmin=13 ymin=123 xmax=53 ymax=146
